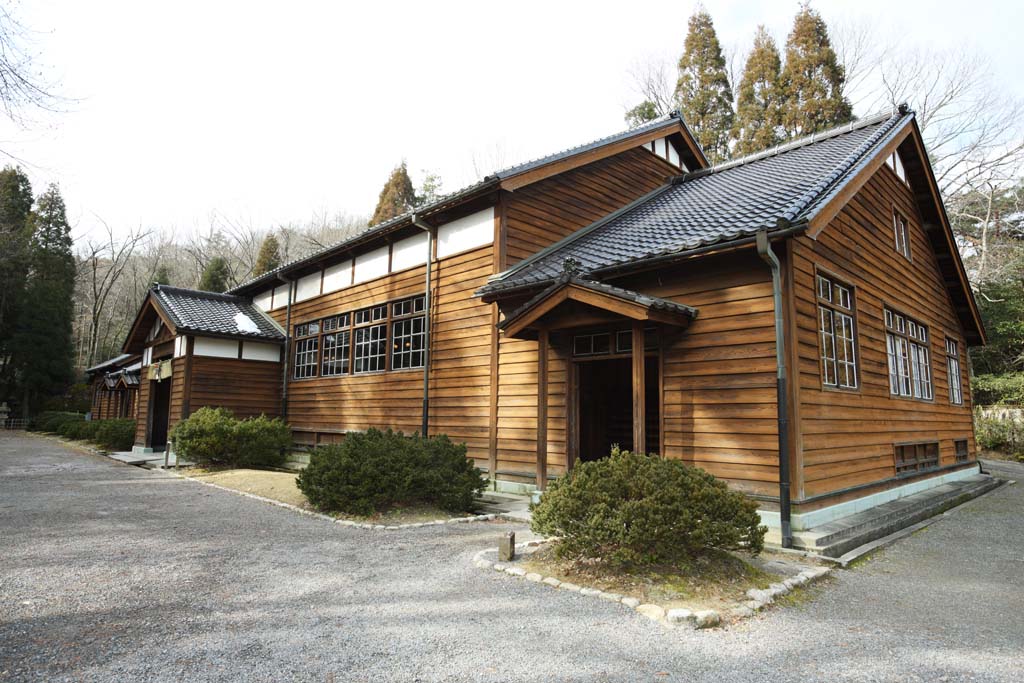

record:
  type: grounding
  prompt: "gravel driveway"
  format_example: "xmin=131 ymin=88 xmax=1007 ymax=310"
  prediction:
xmin=2 ymin=432 xmax=1022 ymax=683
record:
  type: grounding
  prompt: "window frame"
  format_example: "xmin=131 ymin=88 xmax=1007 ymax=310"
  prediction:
xmin=884 ymin=306 xmax=933 ymax=402
xmin=945 ymin=336 xmax=963 ymax=405
xmin=390 ymin=295 xmax=427 ymax=370
xmin=894 ymin=441 xmax=939 ymax=475
xmin=885 ymin=150 xmax=908 ymax=184
xmin=893 ymin=208 xmax=911 ymax=261
xmin=815 ymin=270 xmax=860 ymax=392
xmin=954 ymin=439 xmax=969 ymax=463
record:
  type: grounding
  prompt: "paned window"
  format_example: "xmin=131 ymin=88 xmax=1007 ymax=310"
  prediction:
xmin=886 ymin=150 xmax=907 ymax=183
xmin=954 ymin=439 xmax=969 ymax=463
xmin=293 ymin=336 xmax=319 ymax=379
xmin=816 ymin=273 xmax=858 ymax=390
xmin=946 ymin=337 xmax=963 ymax=405
xmin=895 ymin=442 xmax=939 ymax=474
xmin=894 ymin=210 xmax=911 ymax=260
xmin=573 ymin=328 xmax=658 ymax=357
xmin=353 ymin=304 xmax=387 ymax=373
xmin=321 ymin=314 xmax=351 ymax=377
xmin=391 ymin=296 xmax=426 ymax=370
xmin=885 ymin=308 xmax=932 ymax=399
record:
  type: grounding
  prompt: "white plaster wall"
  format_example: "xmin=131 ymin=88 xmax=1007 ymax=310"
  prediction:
xmin=241 ymin=341 xmax=280 ymax=362
xmin=436 ymin=208 xmax=493 ymax=258
xmin=391 ymin=232 xmax=428 ymax=271
xmin=193 ymin=337 xmax=239 ymax=359
xmin=322 ymin=261 xmax=352 ymax=293
xmin=354 ymin=246 xmax=389 ymax=284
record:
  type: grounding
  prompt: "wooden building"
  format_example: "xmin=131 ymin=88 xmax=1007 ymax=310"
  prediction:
xmin=110 ymin=107 xmax=985 ymax=544
xmin=85 ymin=354 xmax=141 ymax=421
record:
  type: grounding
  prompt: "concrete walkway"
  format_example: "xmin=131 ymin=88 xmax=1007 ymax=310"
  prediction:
xmin=1 ymin=431 xmax=1022 ymax=682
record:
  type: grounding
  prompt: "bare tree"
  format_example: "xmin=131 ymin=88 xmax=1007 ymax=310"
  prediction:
xmin=0 ymin=5 xmax=66 ymax=126
xmin=625 ymin=56 xmax=677 ymax=118
xmin=77 ymin=221 xmax=149 ymax=365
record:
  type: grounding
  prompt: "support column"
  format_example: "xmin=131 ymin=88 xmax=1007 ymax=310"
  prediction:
xmin=632 ymin=322 xmax=646 ymax=455
xmin=536 ymin=329 xmax=549 ymax=490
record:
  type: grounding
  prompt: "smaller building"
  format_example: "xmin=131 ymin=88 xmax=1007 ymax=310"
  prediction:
xmin=85 ymin=354 xmax=141 ymax=421
xmin=121 ymin=286 xmax=285 ymax=453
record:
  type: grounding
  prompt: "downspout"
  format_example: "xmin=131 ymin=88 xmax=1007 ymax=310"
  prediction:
xmin=756 ymin=229 xmax=793 ymax=549
xmin=279 ymin=275 xmax=293 ymax=421
xmin=412 ymin=214 xmax=433 ymax=437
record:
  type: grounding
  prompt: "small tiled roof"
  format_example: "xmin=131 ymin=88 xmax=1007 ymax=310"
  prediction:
xmin=151 ymin=286 xmax=285 ymax=342
xmin=481 ymin=109 xmax=911 ymax=297
xmin=228 ymin=114 xmax=697 ymax=296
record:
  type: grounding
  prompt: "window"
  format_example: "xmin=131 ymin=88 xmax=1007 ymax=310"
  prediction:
xmin=893 ymin=210 xmax=911 ymax=260
xmin=885 ymin=308 xmax=932 ymax=399
xmin=391 ymin=296 xmax=426 ymax=370
xmin=895 ymin=442 xmax=939 ymax=474
xmin=353 ymin=304 xmax=387 ymax=373
xmin=946 ymin=337 xmax=963 ymax=405
xmin=573 ymin=332 xmax=611 ymax=356
xmin=954 ymin=439 xmax=969 ymax=463
xmin=293 ymin=336 xmax=319 ymax=379
xmin=886 ymin=150 xmax=907 ymax=183
xmin=572 ymin=328 xmax=658 ymax=357
xmin=321 ymin=314 xmax=350 ymax=377
xmin=816 ymin=273 xmax=858 ymax=390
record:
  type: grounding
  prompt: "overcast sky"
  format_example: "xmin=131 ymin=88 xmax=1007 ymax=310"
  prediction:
xmin=3 ymin=0 xmax=1021 ymax=244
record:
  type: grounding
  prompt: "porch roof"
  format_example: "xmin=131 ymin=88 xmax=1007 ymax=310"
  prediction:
xmin=498 ymin=273 xmax=697 ymax=339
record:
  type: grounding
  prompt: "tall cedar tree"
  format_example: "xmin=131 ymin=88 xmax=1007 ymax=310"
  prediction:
xmin=371 ymin=162 xmax=417 ymax=225
xmin=0 ymin=166 xmax=33 ymax=400
xmin=733 ymin=26 xmax=784 ymax=156
xmin=779 ymin=4 xmax=853 ymax=138
xmin=152 ymin=264 xmax=173 ymax=286
xmin=12 ymin=184 xmax=75 ymax=414
xmin=253 ymin=234 xmax=282 ymax=276
xmin=674 ymin=9 xmax=734 ymax=163
xmin=198 ymin=256 xmax=232 ymax=293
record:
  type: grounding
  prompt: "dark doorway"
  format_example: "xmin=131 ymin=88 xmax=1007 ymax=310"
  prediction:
xmin=577 ymin=356 xmax=659 ymax=462
xmin=148 ymin=380 xmax=171 ymax=449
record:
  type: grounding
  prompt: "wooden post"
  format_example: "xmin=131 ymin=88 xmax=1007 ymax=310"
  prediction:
xmin=632 ymin=322 xmax=646 ymax=454
xmin=536 ymin=329 xmax=549 ymax=490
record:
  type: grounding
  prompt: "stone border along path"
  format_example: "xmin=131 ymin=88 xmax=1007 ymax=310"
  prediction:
xmin=472 ymin=541 xmax=833 ymax=629
xmin=32 ymin=433 xmax=503 ymax=531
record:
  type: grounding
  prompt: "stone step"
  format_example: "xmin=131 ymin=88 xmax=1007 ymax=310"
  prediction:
xmin=793 ymin=475 xmax=1001 ymax=558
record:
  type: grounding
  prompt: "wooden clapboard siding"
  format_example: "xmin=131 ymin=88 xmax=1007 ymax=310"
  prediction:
xmin=268 ymin=246 xmax=495 ymax=467
xmin=502 ymin=147 xmax=674 ymax=266
xmin=168 ymin=358 xmax=187 ymax=431
xmin=791 ymin=165 xmax=976 ymax=499
xmin=622 ymin=252 xmax=780 ymax=496
xmin=186 ymin=356 xmax=280 ymax=419
xmin=134 ymin=379 xmax=149 ymax=445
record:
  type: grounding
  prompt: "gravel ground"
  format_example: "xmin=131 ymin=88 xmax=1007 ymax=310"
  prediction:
xmin=1 ymin=432 xmax=1022 ymax=683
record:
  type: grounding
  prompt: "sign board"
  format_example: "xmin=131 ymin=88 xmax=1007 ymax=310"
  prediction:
xmin=146 ymin=359 xmax=173 ymax=381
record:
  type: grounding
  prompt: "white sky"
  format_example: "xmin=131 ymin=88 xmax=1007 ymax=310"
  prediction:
xmin=3 ymin=0 xmax=1021 ymax=244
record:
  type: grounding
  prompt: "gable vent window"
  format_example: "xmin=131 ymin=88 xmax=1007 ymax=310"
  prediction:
xmin=816 ymin=273 xmax=858 ymax=390
xmin=643 ymin=137 xmax=684 ymax=170
xmin=946 ymin=337 xmax=963 ymax=405
xmin=885 ymin=308 xmax=932 ymax=400
xmin=886 ymin=150 xmax=907 ymax=183
xmin=893 ymin=209 xmax=911 ymax=260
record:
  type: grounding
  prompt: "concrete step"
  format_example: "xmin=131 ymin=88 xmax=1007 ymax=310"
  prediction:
xmin=793 ymin=474 xmax=1002 ymax=558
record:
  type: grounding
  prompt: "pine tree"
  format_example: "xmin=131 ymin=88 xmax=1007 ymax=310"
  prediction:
xmin=779 ymin=4 xmax=853 ymax=138
xmin=416 ymin=172 xmax=444 ymax=207
xmin=0 ymin=166 xmax=34 ymax=402
xmin=624 ymin=100 xmax=660 ymax=129
xmin=733 ymin=26 xmax=784 ymax=156
xmin=12 ymin=184 xmax=75 ymax=415
xmin=152 ymin=264 xmax=173 ymax=286
xmin=198 ymin=256 xmax=232 ymax=293
xmin=370 ymin=162 xmax=417 ymax=225
xmin=253 ymin=234 xmax=282 ymax=276
xmin=674 ymin=9 xmax=735 ymax=163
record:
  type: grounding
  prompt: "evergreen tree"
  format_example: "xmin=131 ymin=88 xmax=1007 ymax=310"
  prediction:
xmin=0 ymin=166 xmax=34 ymax=402
xmin=674 ymin=9 xmax=734 ymax=163
xmin=152 ymin=264 xmax=173 ymax=286
xmin=253 ymin=234 xmax=282 ymax=276
xmin=779 ymin=4 xmax=853 ymax=138
xmin=733 ymin=26 xmax=785 ymax=156
xmin=624 ymin=100 xmax=660 ymax=129
xmin=198 ymin=256 xmax=232 ymax=293
xmin=370 ymin=162 xmax=417 ymax=225
xmin=11 ymin=184 xmax=75 ymax=415
xmin=416 ymin=172 xmax=444 ymax=207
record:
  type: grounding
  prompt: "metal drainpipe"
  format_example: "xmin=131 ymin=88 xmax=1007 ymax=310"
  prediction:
xmin=279 ymin=275 xmax=293 ymax=420
xmin=756 ymin=229 xmax=793 ymax=549
xmin=411 ymin=214 xmax=433 ymax=437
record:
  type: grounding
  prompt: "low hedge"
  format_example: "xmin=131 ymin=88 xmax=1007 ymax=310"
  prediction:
xmin=530 ymin=447 xmax=766 ymax=569
xmin=297 ymin=428 xmax=487 ymax=516
xmin=94 ymin=419 xmax=136 ymax=451
xmin=30 ymin=411 xmax=84 ymax=433
xmin=58 ymin=419 xmax=102 ymax=441
xmin=170 ymin=407 xmax=291 ymax=468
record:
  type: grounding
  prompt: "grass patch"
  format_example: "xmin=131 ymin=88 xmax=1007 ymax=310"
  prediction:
xmin=184 ymin=467 xmax=464 ymax=524
xmin=521 ymin=545 xmax=782 ymax=612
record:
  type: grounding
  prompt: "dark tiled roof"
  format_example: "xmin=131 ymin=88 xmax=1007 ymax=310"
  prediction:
xmin=500 ymin=274 xmax=698 ymax=332
xmin=228 ymin=114 xmax=694 ymax=295
xmin=481 ymin=109 xmax=911 ymax=296
xmin=151 ymin=286 xmax=285 ymax=342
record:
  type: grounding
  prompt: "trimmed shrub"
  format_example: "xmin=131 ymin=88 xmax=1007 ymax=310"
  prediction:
xmin=94 ymin=419 xmax=136 ymax=451
xmin=530 ymin=447 xmax=766 ymax=569
xmin=297 ymin=428 xmax=487 ymax=516
xmin=171 ymin=407 xmax=291 ymax=468
xmin=233 ymin=415 xmax=292 ymax=468
xmin=59 ymin=419 xmax=102 ymax=441
xmin=31 ymin=411 xmax=84 ymax=433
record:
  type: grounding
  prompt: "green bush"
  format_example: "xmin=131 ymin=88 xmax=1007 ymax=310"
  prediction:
xmin=58 ymin=419 xmax=102 ymax=441
xmin=972 ymin=373 xmax=1024 ymax=406
xmin=297 ymin=428 xmax=487 ymax=516
xmin=171 ymin=407 xmax=291 ymax=468
xmin=94 ymin=419 xmax=136 ymax=451
xmin=530 ymin=447 xmax=766 ymax=569
xmin=30 ymin=411 xmax=84 ymax=433
xmin=975 ymin=409 xmax=1024 ymax=459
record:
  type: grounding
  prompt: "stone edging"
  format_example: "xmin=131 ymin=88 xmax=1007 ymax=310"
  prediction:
xmin=472 ymin=541 xmax=833 ymax=629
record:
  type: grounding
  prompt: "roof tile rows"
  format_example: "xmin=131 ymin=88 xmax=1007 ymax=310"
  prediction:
xmin=152 ymin=286 xmax=284 ymax=342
